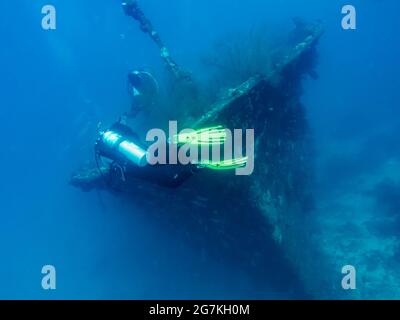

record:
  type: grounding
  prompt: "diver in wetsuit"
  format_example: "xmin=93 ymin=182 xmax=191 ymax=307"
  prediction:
xmin=97 ymin=4 xmax=245 ymax=189
xmin=95 ymin=121 xmax=188 ymax=189
xmin=127 ymin=70 xmax=159 ymax=118
xmin=95 ymin=120 xmax=247 ymax=189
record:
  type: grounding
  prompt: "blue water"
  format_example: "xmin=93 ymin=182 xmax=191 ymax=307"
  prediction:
xmin=0 ymin=0 xmax=399 ymax=299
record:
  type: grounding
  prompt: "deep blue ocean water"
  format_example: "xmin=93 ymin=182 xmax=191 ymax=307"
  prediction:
xmin=0 ymin=0 xmax=399 ymax=299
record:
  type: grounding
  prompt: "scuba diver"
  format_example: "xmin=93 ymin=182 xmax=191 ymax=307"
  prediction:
xmin=95 ymin=120 xmax=248 ymax=189
xmin=90 ymin=3 xmax=246 ymax=190
xmin=126 ymin=69 xmax=159 ymax=118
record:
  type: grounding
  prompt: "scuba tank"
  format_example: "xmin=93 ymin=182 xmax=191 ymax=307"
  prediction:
xmin=95 ymin=123 xmax=148 ymax=168
xmin=94 ymin=122 xmax=194 ymax=189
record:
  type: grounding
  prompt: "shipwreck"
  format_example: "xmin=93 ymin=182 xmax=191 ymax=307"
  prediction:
xmin=69 ymin=1 xmax=340 ymax=298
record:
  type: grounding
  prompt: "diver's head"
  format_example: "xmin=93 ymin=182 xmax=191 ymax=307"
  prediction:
xmin=128 ymin=70 xmax=159 ymax=100
xmin=128 ymin=70 xmax=143 ymax=87
xmin=122 ymin=1 xmax=138 ymax=17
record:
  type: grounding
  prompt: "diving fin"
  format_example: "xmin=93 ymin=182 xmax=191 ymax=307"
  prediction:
xmin=171 ymin=126 xmax=227 ymax=146
xmin=197 ymin=157 xmax=248 ymax=171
